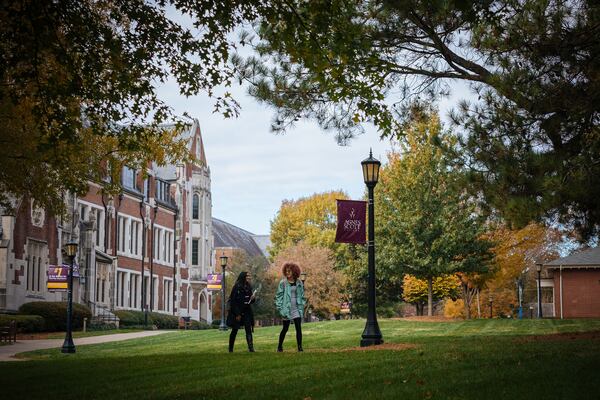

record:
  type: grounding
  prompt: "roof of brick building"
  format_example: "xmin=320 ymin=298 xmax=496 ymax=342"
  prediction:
xmin=212 ymin=218 xmax=267 ymax=259
xmin=544 ymin=246 xmax=600 ymax=268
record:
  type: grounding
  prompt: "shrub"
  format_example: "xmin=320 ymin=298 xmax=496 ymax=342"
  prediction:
xmin=211 ymin=319 xmax=221 ymax=328
xmin=114 ymin=310 xmax=178 ymax=329
xmin=87 ymin=321 xmax=117 ymax=331
xmin=18 ymin=302 xmax=92 ymax=332
xmin=149 ymin=312 xmax=178 ymax=329
xmin=188 ymin=320 xmax=212 ymax=330
xmin=0 ymin=314 xmax=45 ymax=333
xmin=114 ymin=310 xmax=145 ymax=327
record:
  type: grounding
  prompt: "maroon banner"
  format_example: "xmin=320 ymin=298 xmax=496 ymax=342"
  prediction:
xmin=335 ymin=199 xmax=367 ymax=244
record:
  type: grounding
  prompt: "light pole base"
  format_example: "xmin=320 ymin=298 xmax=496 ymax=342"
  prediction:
xmin=61 ymin=342 xmax=76 ymax=353
xmin=360 ymin=337 xmax=384 ymax=347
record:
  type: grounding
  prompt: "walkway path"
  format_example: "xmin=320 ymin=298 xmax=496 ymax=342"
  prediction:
xmin=0 ymin=330 xmax=172 ymax=362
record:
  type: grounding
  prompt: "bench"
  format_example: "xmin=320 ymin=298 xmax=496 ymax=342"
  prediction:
xmin=0 ymin=320 xmax=17 ymax=344
xmin=178 ymin=316 xmax=192 ymax=330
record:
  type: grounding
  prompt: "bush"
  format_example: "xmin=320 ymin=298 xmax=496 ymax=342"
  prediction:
xmin=150 ymin=312 xmax=178 ymax=329
xmin=114 ymin=310 xmax=145 ymax=327
xmin=18 ymin=302 xmax=92 ymax=332
xmin=114 ymin=310 xmax=178 ymax=329
xmin=0 ymin=314 xmax=45 ymax=333
xmin=87 ymin=321 xmax=117 ymax=331
xmin=211 ymin=319 xmax=221 ymax=328
xmin=189 ymin=320 xmax=212 ymax=330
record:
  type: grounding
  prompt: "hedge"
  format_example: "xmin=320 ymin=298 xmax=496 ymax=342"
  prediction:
xmin=18 ymin=302 xmax=92 ymax=332
xmin=114 ymin=310 xmax=179 ymax=329
xmin=0 ymin=314 xmax=45 ymax=333
xmin=189 ymin=320 xmax=212 ymax=330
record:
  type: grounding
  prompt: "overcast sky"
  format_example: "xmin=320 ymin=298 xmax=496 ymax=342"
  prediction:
xmin=157 ymin=74 xmax=472 ymax=235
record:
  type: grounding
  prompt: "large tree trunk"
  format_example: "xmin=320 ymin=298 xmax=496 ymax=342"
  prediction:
xmin=462 ymin=282 xmax=472 ymax=319
xmin=427 ymin=277 xmax=433 ymax=317
xmin=416 ymin=302 xmax=424 ymax=316
xmin=476 ymin=289 xmax=481 ymax=319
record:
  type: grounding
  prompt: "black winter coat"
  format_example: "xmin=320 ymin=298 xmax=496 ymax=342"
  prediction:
xmin=226 ymin=284 xmax=255 ymax=329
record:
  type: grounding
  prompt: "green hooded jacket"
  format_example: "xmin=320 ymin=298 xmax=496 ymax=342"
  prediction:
xmin=275 ymin=279 xmax=306 ymax=319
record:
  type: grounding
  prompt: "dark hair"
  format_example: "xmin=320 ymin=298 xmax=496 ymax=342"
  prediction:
xmin=282 ymin=263 xmax=301 ymax=280
xmin=234 ymin=271 xmax=251 ymax=289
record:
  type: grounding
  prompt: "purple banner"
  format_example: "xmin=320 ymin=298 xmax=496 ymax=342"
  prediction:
xmin=335 ymin=200 xmax=367 ymax=244
xmin=47 ymin=263 xmax=80 ymax=282
xmin=207 ymin=273 xmax=222 ymax=290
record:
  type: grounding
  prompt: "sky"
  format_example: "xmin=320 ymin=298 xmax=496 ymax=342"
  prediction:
xmin=152 ymin=9 xmax=477 ymax=235
xmin=157 ymin=77 xmax=473 ymax=235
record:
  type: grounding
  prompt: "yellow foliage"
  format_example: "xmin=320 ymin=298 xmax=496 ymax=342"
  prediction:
xmin=444 ymin=299 xmax=465 ymax=318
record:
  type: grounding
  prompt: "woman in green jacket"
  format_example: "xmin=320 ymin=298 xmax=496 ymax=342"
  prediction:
xmin=275 ymin=262 xmax=305 ymax=352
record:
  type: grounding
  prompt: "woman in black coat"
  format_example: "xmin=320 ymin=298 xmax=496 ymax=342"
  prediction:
xmin=227 ymin=271 xmax=256 ymax=352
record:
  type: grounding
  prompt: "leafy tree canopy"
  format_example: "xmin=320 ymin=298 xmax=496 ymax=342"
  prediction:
xmin=1 ymin=0 xmax=257 ymax=214
xmin=402 ymin=274 xmax=460 ymax=315
xmin=374 ymin=107 xmax=495 ymax=314
xmin=268 ymin=190 xmax=351 ymax=267
xmin=235 ymin=0 xmax=600 ymax=239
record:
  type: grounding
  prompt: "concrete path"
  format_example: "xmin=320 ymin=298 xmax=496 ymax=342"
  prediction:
xmin=0 ymin=330 xmax=172 ymax=362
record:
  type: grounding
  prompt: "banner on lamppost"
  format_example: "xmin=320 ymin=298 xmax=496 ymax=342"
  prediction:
xmin=340 ymin=302 xmax=351 ymax=314
xmin=334 ymin=200 xmax=367 ymax=244
xmin=207 ymin=273 xmax=222 ymax=290
xmin=47 ymin=263 xmax=80 ymax=291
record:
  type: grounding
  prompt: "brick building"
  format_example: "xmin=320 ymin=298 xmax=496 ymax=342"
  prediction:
xmin=0 ymin=119 xmax=215 ymax=323
xmin=541 ymin=246 xmax=600 ymax=318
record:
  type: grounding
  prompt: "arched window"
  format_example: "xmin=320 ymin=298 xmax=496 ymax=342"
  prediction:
xmin=192 ymin=194 xmax=199 ymax=219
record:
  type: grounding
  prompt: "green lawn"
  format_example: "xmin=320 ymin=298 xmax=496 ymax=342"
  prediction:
xmin=2 ymin=319 xmax=600 ymax=400
xmin=45 ymin=328 xmax=144 ymax=339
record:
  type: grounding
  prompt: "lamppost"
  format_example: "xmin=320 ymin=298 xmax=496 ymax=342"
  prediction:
xmin=349 ymin=293 xmax=353 ymax=319
xmin=516 ymin=267 xmax=528 ymax=319
xmin=360 ymin=150 xmax=383 ymax=347
xmin=300 ymin=272 xmax=308 ymax=322
xmin=536 ymin=262 xmax=543 ymax=318
xmin=488 ymin=295 xmax=493 ymax=319
xmin=219 ymin=254 xmax=228 ymax=331
xmin=62 ymin=241 xmax=78 ymax=353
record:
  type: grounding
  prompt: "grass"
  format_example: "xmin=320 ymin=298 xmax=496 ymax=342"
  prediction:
xmin=44 ymin=328 xmax=145 ymax=339
xmin=2 ymin=318 xmax=600 ymax=400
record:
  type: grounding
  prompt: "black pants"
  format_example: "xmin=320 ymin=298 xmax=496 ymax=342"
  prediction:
xmin=278 ymin=317 xmax=302 ymax=349
xmin=229 ymin=316 xmax=253 ymax=351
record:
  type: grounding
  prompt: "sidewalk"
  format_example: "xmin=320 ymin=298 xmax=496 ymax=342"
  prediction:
xmin=0 ymin=330 xmax=171 ymax=362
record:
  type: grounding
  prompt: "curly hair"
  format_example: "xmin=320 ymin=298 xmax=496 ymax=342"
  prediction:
xmin=282 ymin=262 xmax=301 ymax=280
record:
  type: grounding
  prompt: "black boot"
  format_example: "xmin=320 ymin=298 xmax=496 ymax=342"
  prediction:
xmin=297 ymin=344 xmax=303 ymax=352
xmin=229 ymin=330 xmax=236 ymax=353
xmin=246 ymin=334 xmax=255 ymax=352
xmin=277 ymin=343 xmax=283 ymax=352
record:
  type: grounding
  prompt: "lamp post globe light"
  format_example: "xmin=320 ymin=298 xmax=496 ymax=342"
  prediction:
xmin=219 ymin=254 xmax=228 ymax=331
xmin=536 ymin=263 xmax=543 ymax=318
xmin=360 ymin=150 xmax=383 ymax=347
xmin=62 ymin=241 xmax=78 ymax=354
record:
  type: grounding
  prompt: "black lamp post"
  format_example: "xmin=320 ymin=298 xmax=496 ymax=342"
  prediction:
xmin=62 ymin=241 xmax=78 ymax=353
xmin=349 ymin=293 xmax=353 ymax=320
xmin=219 ymin=254 xmax=228 ymax=331
xmin=536 ymin=263 xmax=543 ymax=318
xmin=300 ymin=272 xmax=308 ymax=322
xmin=360 ymin=150 xmax=383 ymax=347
